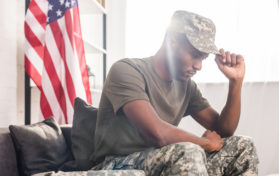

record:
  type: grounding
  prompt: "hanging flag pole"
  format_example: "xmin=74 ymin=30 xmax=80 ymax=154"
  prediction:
xmin=25 ymin=0 xmax=31 ymax=125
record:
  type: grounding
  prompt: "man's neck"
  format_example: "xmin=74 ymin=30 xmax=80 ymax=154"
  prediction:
xmin=152 ymin=47 xmax=172 ymax=81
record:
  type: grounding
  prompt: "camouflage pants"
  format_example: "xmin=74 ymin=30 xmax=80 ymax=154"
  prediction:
xmin=91 ymin=136 xmax=259 ymax=176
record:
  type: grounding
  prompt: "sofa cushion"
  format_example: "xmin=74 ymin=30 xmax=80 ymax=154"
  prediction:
xmin=71 ymin=97 xmax=98 ymax=170
xmin=9 ymin=117 xmax=72 ymax=176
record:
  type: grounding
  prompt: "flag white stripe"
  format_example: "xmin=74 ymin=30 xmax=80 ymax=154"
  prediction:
xmin=25 ymin=11 xmax=46 ymax=45
xmin=35 ymin=0 xmax=48 ymax=16
xmin=41 ymin=66 xmax=65 ymax=124
xmin=57 ymin=16 xmax=87 ymax=100
xmin=25 ymin=40 xmax=43 ymax=75
xmin=45 ymin=25 xmax=65 ymax=82
xmin=45 ymin=24 xmax=74 ymax=122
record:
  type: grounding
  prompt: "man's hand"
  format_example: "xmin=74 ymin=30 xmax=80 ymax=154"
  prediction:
xmin=215 ymin=49 xmax=245 ymax=82
xmin=201 ymin=130 xmax=223 ymax=152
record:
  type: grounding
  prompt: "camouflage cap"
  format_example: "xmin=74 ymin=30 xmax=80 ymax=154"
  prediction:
xmin=168 ymin=10 xmax=221 ymax=55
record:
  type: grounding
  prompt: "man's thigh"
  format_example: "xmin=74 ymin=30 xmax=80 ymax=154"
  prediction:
xmin=92 ymin=142 xmax=208 ymax=176
xmin=206 ymin=135 xmax=259 ymax=176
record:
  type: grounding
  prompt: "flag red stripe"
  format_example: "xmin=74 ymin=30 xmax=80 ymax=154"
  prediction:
xmin=43 ymin=47 xmax=68 ymax=123
xmin=72 ymin=7 xmax=92 ymax=104
xmin=25 ymin=55 xmax=42 ymax=89
xmin=25 ymin=22 xmax=44 ymax=59
xmin=28 ymin=0 xmax=47 ymax=29
xmin=49 ymin=21 xmax=76 ymax=107
xmin=40 ymin=91 xmax=53 ymax=119
xmin=64 ymin=10 xmax=73 ymax=48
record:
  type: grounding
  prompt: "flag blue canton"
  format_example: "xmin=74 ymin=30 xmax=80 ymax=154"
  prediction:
xmin=47 ymin=0 xmax=78 ymax=24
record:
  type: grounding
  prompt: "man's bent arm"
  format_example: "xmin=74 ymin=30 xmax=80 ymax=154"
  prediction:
xmin=193 ymin=80 xmax=243 ymax=138
xmin=218 ymin=80 xmax=242 ymax=136
xmin=123 ymin=100 xmax=223 ymax=151
xmin=192 ymin=50 xmax=245 ymax=137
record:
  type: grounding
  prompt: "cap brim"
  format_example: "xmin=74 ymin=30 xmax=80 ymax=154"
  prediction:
xmin=185 ymin=33 xmax=221 ymax=55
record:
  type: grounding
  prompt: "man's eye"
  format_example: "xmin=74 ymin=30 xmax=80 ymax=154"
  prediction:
xmin=193 ymin=53 xmax=201 ymax=59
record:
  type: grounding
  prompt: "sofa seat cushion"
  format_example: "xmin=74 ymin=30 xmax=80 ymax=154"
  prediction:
xmin=9 ymin=117 xmax=72 ymax=176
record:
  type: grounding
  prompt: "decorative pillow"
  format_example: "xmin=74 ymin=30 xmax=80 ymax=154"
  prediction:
xmin=9 ymin=117 xmax=71 ymax=176
xmin=71 ymin=97 xmax=98 ymax=170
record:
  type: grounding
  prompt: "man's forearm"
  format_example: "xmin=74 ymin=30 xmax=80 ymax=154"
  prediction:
xmin=217 ymin=79 xmax=243 ymax=137
xmin=158 ymin=121 xmax=209 ymax=148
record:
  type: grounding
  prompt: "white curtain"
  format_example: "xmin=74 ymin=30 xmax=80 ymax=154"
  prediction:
xmin=125 ymin=0 xmax=279 ymax=175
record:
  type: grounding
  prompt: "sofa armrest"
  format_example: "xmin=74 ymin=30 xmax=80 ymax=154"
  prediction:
xmin=0 ymin=128 xmax=19 ymax=176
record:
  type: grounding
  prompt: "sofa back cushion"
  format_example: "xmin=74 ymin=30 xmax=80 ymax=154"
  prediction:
xmin=0 ymin=128 xmax=19 ymax=176
xmin=71 ymin=97 xmax=98 ymax=170
xmin=9 ymin=117 xmax=72 ymax=176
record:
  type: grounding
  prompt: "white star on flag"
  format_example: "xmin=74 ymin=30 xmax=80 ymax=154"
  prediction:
xmin=48 ymin=4 xmax=53 ymax=11
xmin=65 ymin=1 xmax=70 ymax=8
xmin=56 ymin=9 xmax=62 ymax=16
xmin=59 ymin=0 xmax=65 ymax=5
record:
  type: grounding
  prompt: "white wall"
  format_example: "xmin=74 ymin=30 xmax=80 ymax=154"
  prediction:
xmin=106 ymin=0 xmax=126 ymax=71
xmin=178 ymin=82 xmax=279 ymax=176
xmin=0 ymin=0 xmax=25 ymax=127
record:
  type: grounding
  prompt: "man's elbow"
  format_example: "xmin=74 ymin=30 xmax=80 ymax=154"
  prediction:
xmin=218 ymin=128 xmax=235 ymax=138
xmin=148 ymin=128 xmax=168 ymax=148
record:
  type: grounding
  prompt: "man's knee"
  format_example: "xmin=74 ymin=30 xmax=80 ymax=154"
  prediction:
xmin=224 ymin=135 xmax=259 ymax=163
xmin=226 ymin=135 xmax=256 ymax=150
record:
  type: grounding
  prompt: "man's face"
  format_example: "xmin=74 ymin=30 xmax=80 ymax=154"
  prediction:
xmin=167 ymin=37 xmax=209 ymax=82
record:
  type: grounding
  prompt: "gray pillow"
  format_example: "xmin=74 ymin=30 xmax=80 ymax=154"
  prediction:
xmin=9 ymin=117 xmax=71 ymax=176
xmin=71 ymin=97 xmax=98 ymax=170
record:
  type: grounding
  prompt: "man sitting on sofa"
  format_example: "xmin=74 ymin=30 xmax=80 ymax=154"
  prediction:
xmin=91 ymin=10 xmax=259 ymax=176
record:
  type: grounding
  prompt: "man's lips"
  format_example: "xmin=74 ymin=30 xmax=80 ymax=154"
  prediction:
xmin=183 ymin=71 xmax=196 ymax=77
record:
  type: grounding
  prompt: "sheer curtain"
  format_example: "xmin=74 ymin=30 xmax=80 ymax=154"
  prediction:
xmin=125 ymin=0 xmax=279 ymax=175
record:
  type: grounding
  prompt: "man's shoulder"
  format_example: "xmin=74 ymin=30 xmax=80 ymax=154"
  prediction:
xmin=113 ymin=58 xmax=150 ymax=68
xmin=109 ymin=58 xmax=151 ymax=75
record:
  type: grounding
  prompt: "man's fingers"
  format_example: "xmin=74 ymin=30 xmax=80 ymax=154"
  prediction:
xmin=225 ymin=51 xmax=231 ymax=66
xmin=236 ymin=54 xmax=244 ymax=64
xmin=231 ymin=53 xmax=237 ymax=66
xmin=219 ymin=48 xmax=225 ymax=56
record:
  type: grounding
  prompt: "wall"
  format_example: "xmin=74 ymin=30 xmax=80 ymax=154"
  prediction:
xmin=178 ymin=82 xmax=279 ymax=176
xmin=0 ymin=0 xmax=25 ymax=127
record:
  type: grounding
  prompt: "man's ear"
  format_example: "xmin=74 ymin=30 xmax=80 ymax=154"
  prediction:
xmin=169 ymin=36 xmax=179 ymax=50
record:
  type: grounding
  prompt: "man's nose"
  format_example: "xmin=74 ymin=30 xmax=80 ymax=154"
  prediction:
xmin=193 ymin=59 xmax=202 ymax=71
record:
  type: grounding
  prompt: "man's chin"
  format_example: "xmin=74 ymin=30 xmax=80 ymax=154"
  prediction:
xmin=175 ymin=75 xmax=191 ymax=82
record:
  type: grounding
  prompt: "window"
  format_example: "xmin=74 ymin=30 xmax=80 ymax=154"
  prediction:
xmin=125 ymin=0 xmax=279 ymax=82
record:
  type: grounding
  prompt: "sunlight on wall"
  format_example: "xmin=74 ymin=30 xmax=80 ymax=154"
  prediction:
xmin=125 ymin=0 xmax=279 ymax=82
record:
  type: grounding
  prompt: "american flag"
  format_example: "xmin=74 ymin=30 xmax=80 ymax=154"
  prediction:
xmin=24 ymin=0 xmax=92 ymax=124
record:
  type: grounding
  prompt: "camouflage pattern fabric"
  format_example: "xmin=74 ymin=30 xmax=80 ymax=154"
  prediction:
xmin=168 ymin=10 xmax=221 ymax=55
xmin=91 ymin=135 xmax=259 ymax=176
xmin=32 ymin=170 xmax=145 ymax=176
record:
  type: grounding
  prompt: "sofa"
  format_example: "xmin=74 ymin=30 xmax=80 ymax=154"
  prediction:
xmin=0 ymin=98 xmax=145 ymax=176
xmin=0 ymin=125 xmax=71 ymax=176
xmin=0 ymin=125 xmax=145 ymax=176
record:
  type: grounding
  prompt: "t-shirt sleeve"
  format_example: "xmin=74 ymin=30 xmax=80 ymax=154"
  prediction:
xmin=184 ymin=80 xmax=210 ymax=116
xmin=104 ymin=60 xmax=150 ymax=114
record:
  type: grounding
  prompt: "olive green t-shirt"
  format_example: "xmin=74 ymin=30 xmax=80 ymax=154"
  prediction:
xmin=91 ymin=57 xmax=210 ymax=163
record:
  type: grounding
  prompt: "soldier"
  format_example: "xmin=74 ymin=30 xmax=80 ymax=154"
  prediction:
xmin=91 ymin=10 xmax=259 ymax=176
